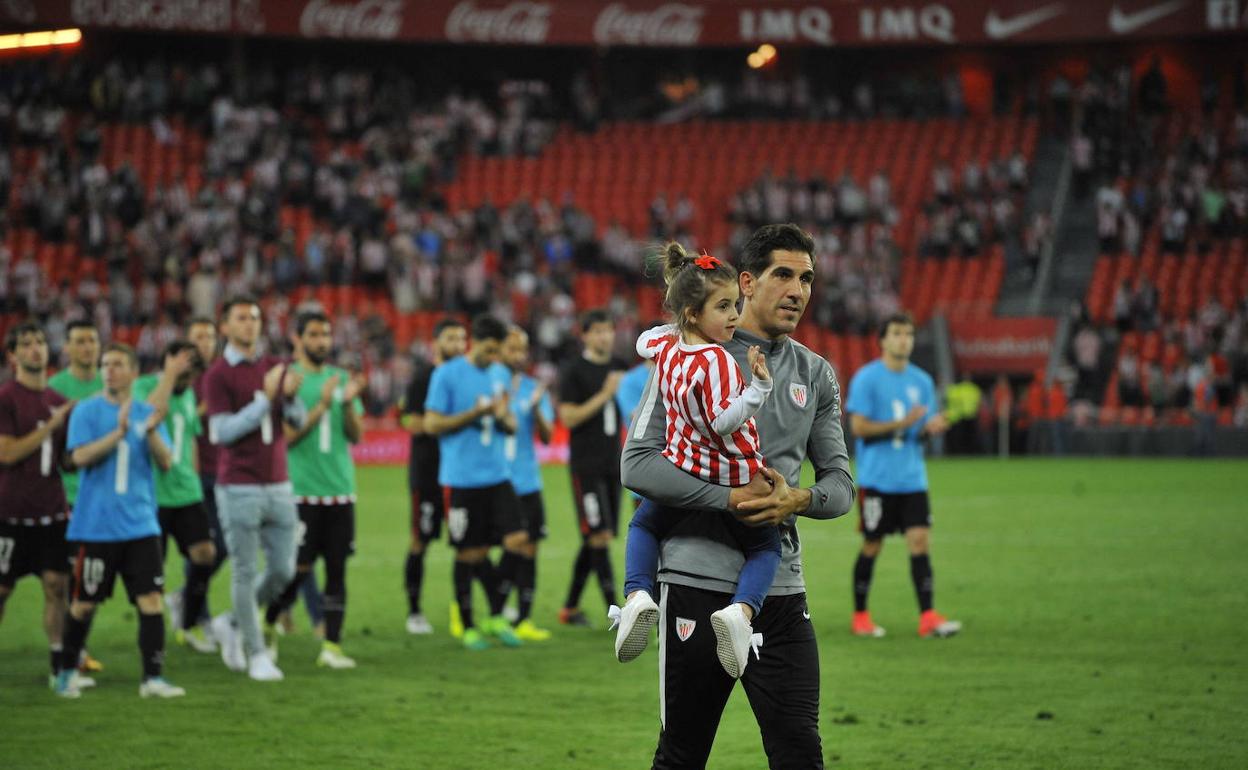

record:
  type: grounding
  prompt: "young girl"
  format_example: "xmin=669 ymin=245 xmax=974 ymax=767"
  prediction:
xmin=609 ymin=244 xmax=779 ymax=679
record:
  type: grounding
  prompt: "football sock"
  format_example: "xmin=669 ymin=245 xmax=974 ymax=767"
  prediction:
xmin=50 ymin=644 xmax=63 ymax=676
xmin=517 ymin=555 xmax=536 ymax=623
xmin=564 ymin=543 xmax=592 ymax=610
xmin=183 ymin=562 xmax=214 ymax=630
xmin=265 ymin=574 xmax=304 ymax=626
xmin=61 ymin=610 xmax=94 ymax=677
xmin=853 ymin=553 xmax=877 ymax=612
xmin=453 ymin=561 xmax=475 ymax=629
xmin=910 ymin=554 xmax=934 ymax=613
xmin=590 ymin=547 xmax=618 ymax=609
xmin=474 ymin=559 xmax=506 ymax=617
xmin=404 ymin=551 xmax=425 ymax=615
xmin=323 ymin=558 xmax=346 ymax=644
xmin=496 ymin=551 xmax=519 ymax=607
xmin=138 ymin=612 xmax=164 ymax=679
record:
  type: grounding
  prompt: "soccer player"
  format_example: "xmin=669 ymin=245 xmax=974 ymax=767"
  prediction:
xmin=48 ymin=318 xmax=106 ymax=676
xmin=262 ymin=310 xmax=365 ymax=669
xmin=423 ymin=314 xmax=523 ymax=651
xmin=493 ymin=325 xmax=553 ymax=641
xmin=55 ymin=343 xmax=184 ymax=699
xmin=622 ymin=224 xmax=855 ymax=767
xmin=202 ymin=296 xmax=305 ymax=682
xmin=0 ymin=321 xmax=81 ymax=689
xmin=557 ymin=309 xmax=628 ymax=627
xmin=845 ymin=312 xmax=961 ymax=639
xmin=133 ymin=340 xmax=218 ymax=653
xmin=49 ymin=320 xmax=102 ymax=510
xmin=400 ymin=317 xmax=467 ymax=635
xmin=172 ymin=317 xmax=229 ymax=631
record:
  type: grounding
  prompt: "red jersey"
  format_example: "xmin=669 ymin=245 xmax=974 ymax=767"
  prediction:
xmin=637 ymin=326 xmax=768 ymax=487
xmin=0 ymin=380 xmax=69 ymax=523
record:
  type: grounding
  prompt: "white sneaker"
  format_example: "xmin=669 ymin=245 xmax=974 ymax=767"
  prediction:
xmin=247 ymin=650 xmax=284 ymax=682
xmin=139 ymin=677 xmax=186 ymax=698
xmin=608 ymin=592 xmax=659 ymax=663
xmin=316 ymin=643 xmax=357 ymax=669
xmin=710 ymin=604 xmax=754 ymax=679
xmin=211 ymin=614 xmax=246 ymax=672
xmin=50 ymin=671 xmax=96 ymax=689
xmin=166 ymin=590 xmax=184 ymax=632
xmin=405 ymin=613 xmax=433 ymax=635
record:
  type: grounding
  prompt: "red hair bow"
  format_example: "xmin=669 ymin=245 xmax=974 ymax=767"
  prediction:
xmin=694 ymin=253 xmax=722 ymax=270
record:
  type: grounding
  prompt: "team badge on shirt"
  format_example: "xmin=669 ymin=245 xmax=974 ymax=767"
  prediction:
xmin=676 ymin=617 xmax=696 ymax=642
xmin=789 ymin=383 xmax=808 ymax=408
xmin=906 ymin=385 xmax=921 ymax=404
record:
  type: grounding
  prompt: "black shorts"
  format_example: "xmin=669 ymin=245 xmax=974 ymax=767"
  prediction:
xmin=411 ymin=483 xmax=444 ymax=542
xmin=445 ymin=483 xmax=518 ymax=550
xmin=158 ymin=502 xmax=215 ymax=558
xmin=70 ymin=536 xmax=164 ymax=604
xmin=296 ymin=502 xmax=355 ymax=566
xmin=858 ymin=488 xmax=932 ymax=540
xmin=571 ymin=470 xmax=621 ymax=537
xmin=200 ymin=473 xmax=227 ymax=557
xmin=0 ymin=520 xmax=70 ymax=588
xmin=516 ymin=492 xmax=547 ymax=542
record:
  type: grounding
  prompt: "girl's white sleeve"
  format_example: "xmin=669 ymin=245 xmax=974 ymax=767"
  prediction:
xmin=636 ymin=324 xmax=677 ymax=359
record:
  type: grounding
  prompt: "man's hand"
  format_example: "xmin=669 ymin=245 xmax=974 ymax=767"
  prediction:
xmin=601 ymin=371 xmax=624 ymax=398
xmin=48 ymin=400 xmax=75 ymax=431
xmin=903 ymin=404 xmax=928 ymax=428
xmin=263 ymin=365 xmax=285 ymax=401
xmin=343 ymin=372 xmax=367 ymax=403
xmin=727 ymin=470 xmax=773 ymax=512
xmin=923 ymin=412 xmax=950 ymax=436
xmin=747 ymin=346 xmax=771 ymax=383
xmin=283 ymin=368 xmax=303 ymax=398
xmin=491 ymin=392 xmax=511 ymax=421
xmin=116 ymin=400 xmax=131 ymax=435
xmin=163 ymin=348 xmax=195 ymax=379
xmin=320 ymin=374 xmax=342 ymax=406
xmin=734 ymin=467 xmax=810 ymax=526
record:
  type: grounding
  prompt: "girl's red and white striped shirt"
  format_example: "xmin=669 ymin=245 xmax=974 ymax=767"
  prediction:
xmin=637 ymin=325 xmax=772 ymax=487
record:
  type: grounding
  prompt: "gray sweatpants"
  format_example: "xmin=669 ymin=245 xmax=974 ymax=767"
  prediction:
xmin=216 ymin=482 xmax=298 ymax=656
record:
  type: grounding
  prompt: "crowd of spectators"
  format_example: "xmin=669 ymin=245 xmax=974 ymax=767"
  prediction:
xmin=915 ymin=154 xmax=1034 ymax=262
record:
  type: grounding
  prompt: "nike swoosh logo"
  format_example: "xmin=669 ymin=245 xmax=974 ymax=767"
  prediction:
xmin=984 ymin=4 xmax=1066 ymax=39
xmin=802 ymin=611 xmax=811 ymax=620
xmin=1108 ymin=1 xmax=1186 ymax=34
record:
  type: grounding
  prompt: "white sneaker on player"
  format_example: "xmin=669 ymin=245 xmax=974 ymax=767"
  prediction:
xmin=710 ymin=604 xmax=755 ymax=679
xmin=139 ymin=677 xmax=186 ymax=698
xmin=211 ymin=614 xmax=246 ymax=672
xmin=608 ymin=591 xmax=659 ymax=663
xmin=316 ymin=642 xmax=357 ymax=669
xmin=405 ymin=613 xmax=433 ymax=635
xmin=49 ymin=670 xmax=95 ymax=691
xmin=248 ymin=650 xmax=284 ymax=682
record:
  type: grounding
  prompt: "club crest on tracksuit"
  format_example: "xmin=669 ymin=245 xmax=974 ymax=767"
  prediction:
xmin=676 ymin=617 xmax=696 ymax=641
xmin=790 ymin=383 xmax=808 ymax=408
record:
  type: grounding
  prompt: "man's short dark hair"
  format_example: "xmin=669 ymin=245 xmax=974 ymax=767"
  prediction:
xmin=471 ymin=314 xmax=509 ymax=343
xmin=5 ymin=320 xmax=45 ymax=353
xmin=221 ymin=296 xmax=259 ymax=319
xmin=65 ymin=319 xmax=98 ymax=337
xmin=295 ymin=310 xmax=331 ymax=336
xmin=434 ymin=317 xmax=466 ymax=337
xmin=878 ymin=312 xmax=916 ymax=340
xmin=186 ymin=316 xmax=216 ymax=332
xmin=739 ymin=224 xmax=816 ymax=277
xmin=102 ymin=342 xmax=139 ymax=370
xmin=580 ymin=308 xmax=612 ymax=332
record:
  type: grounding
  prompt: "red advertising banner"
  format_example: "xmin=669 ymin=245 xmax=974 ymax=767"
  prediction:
xmin=949 ymin=317 xmax=1058 ymax=374
xmin=3 ymin=1 xmax=1245 ymax=47
xmin=351 ymin=426 xmax=569 ymax=466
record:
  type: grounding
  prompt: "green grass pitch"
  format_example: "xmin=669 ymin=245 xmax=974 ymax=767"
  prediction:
xmin=2 ymin=459 xmax=1247 ymax=769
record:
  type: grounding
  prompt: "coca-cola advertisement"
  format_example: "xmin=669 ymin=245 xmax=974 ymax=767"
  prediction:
xmin=3 ymin=0 xmax=1241 ymax=46
xmin=445 ymin=1 xmax=552 ymax=44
